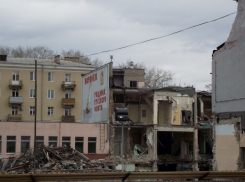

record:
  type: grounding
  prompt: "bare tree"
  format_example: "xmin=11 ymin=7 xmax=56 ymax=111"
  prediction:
xmin=145 ymin=67 xmax=174 ymax=88
xmin=205 ymin=84 xmax=212 ymax=92
xmin=91 ymin=58 xmax=104 ymax=67
xmin=116 ymin=60 xmax=175 ymax=88
xmin=117 ymin=59 xmax=146 ymax=69
xmin=0 ymin=46 xmax=11 ymax=55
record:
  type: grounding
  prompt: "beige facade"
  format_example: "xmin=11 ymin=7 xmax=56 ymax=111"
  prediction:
xmin=0 ymin=57 xmax=94 ymax=122
xmin=0 ymin=56 xmax=110 ymax=159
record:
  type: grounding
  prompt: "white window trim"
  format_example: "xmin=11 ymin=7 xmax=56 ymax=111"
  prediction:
xmin=48 ymin=107 xmax=54 ymax=116
xmin=65 ymin=107 xmax=71 ymax=116
xmin=30 ymin=89 xmax=35 ymax=98
xmin=29 ymin=106 xmax=35 ymax=116
xmin=47 ymin=89 xmax=55 ymax=99
xmin=65 ymin=73 xmax=71 ymax=82
xmin=48 ymin=72 xmax=54 ymax=82
xmin=30 ymin=72 xmax=35 ymax=81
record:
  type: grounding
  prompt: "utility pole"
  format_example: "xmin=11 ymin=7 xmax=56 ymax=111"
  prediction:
xmin=121 ymin=122 xmax=124 ymax=172
xmin=34 ymin=60 xmax=37 ymax=173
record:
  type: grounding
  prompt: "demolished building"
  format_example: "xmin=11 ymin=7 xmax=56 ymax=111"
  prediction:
xmin=212 ymin=0 xmax=245 ymax=171
xmin=108 ymin=68 xmax=212 ymax=172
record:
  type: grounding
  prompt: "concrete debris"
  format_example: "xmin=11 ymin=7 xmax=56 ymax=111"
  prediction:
xmin=0 ymin=145 xmax=115 ymax=174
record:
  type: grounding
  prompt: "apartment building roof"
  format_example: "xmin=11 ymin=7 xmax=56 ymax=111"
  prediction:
xmin=0 ymin=57 xmax=96 ymax=68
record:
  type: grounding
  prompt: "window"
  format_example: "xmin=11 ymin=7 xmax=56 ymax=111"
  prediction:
xmin=30 ymin=72 xmax=35 ymax=81
xmin=12 ymin=71 xmax=19 ymax=81
xmin=49 ymin=136 xmax=57 ymax=147
xmin=0 ymin=136 xmax=1 ymax=153
xmin=47 ymin=90 xmax=55 ymax=99
xmin=88 ymin=137 xmax=96 ymax=153
xmin=65 ymin=73 xmax=71 ymax=82
xmin=65 ymin=90 xmax=72 ymax=98
xmin=130 ymin=81 xmax=137 ymax=88
xmin=30 ymin=89 xmax=35 ymax=98
xmin=12 ymin=89 xmax=19 ymax=97
xmin=62 ymin=137 xmax=70 ymax=147
xmin=30 ymin=106 xmax=35 ymax=115
xmin=65 ymin=107 xmax=71 ymax=116
xmin=21 ymin=136 xmax=30 ymax=153
xmin=36 ymin=136 xmax=44 ymax=146
xmin=48 ymin=107 xmax=54 ymax=116
xmin=6 ymin=136 xmax=16 ymax=153
xmin=48 ymin=72 xmax=54 ymax=82
xmin=11 ymin=106 xmax=18 ymax=115
xmin=75 ymin=137 xmax=84 ymax=153
xmin=142 ymin=110 xmax=146 ymax=117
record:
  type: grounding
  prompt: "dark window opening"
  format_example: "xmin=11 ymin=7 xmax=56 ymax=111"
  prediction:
xmin=49 ymin=136 xmax=57 ymax=147
xmin=88 ymin=137 xmax=96 ymax=153
xmin=75 ymin=137 xmax=84 ymax=153
xmin=62 ymin=137 xmax=70 ymax=147
xmin=7 ymin=136 xmax=16 ymax=153
xmin=130 ymin=81 xmax=137 ymax=88
xmin=36 ymin=136 xmax=44 ymax=146
xmin=21 ymin=136 xmax=30 ymax=153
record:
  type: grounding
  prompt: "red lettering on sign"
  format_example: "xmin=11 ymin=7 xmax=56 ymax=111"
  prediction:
xmin=85 ymin=73 xmax=97 ymax=84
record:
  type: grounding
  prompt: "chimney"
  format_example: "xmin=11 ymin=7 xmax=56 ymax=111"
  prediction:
xmin=54 ymin=55 xmax=60 ymax=64
xmin=64 ymin=57 xmax=80 ymax=63
xmin=0 ymin=55 xmax=7 ymax=61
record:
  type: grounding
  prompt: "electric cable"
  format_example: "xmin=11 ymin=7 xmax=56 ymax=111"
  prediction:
xmin=84 ymin=9 xmax=244 ymax=57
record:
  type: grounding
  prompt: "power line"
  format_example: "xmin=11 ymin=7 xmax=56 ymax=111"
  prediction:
xmin=84 ymin=9 xmax=244 ymax=57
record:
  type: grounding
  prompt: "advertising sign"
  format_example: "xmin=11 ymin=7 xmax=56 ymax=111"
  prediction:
xmin=82 ymin=64 xmax=110 ymax=123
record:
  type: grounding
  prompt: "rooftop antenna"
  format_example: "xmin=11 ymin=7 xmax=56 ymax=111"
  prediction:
xmin=110 ymin=55 xmax=113 ymax=62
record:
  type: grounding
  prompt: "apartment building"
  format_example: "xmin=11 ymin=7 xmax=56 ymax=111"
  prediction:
xmin=0 ymin=55 xmax=109 ymax=159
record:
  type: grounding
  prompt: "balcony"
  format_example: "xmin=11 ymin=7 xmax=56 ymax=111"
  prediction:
xmin=62 ymin=98 xmax=75 ymax=107
xmin=62 ymin=115 xmax=75 ymax=123
xmin=8 ymin=114 xmax=22 ymax=121
xmin=9 ymin=97 xmax=23 ymax=106
xmin=61 ymin=81 xmax=76 ymax=91
xmin=9 ymin=80 xmax=23 ymax=89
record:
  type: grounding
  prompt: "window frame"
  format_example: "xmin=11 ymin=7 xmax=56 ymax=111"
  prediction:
xmin=21 ymin=136 xmax=30 ymax=153
xmin=36 ymin=136 xmax=44 ymax=146
xmin=130 ymin=81 xmax=137 ymax=88
xmin=30 ymin=89 xmax=35 ymax=98
xmin=12 ymin=71 xmax=19 ymax=81
xmin=88 ymin=137 xmax=96 ymax=154
xmin=30 ymin=72 xmax=35 ymax=81
xmin=65 ymin=90 xmax=72 ymax=98
xmin=48 ymin=72 xmax=54 ymax=82
xmin=62 ymin=137 xmax=71 ymax=147
xmin=65 ymin=107 xmax=71 ymax=116
xmin=29 ymin=106 xmax=35 ymax=116
xmin=6 ymin=136 xmax=16 ymax=154
xmin=11 ymin=106 xmax=18 ymax=115
xmin=48 ymin=136 xmax=58 ymax=147
xmin=48 ymin=107 xmax=54 ymax=116
xmin=47 ymin=89 xmax=55 ymax=99
xmin=12 ymin=88 xmax=19 ymax=97
xmin=75 ymin=137 xmax=84 ymax=153
xmin=65 ymin=73 xmax=71 ymax=82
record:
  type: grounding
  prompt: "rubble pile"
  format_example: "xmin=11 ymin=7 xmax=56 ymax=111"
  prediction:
xmin=0 ymin=145 xmax=114 ymax=174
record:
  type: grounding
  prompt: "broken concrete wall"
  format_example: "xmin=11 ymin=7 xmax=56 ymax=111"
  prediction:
xmin=213 ymin=117 xmax=240 ymax=171
xmin=153 ymin=91 xmax=194 ymax=126
xmin=123 ymin=69 xmax=145 ymax=87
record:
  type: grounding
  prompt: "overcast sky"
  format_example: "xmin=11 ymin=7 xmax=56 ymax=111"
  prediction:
xmin=0 ymin=0 xmax=238 ymax=90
